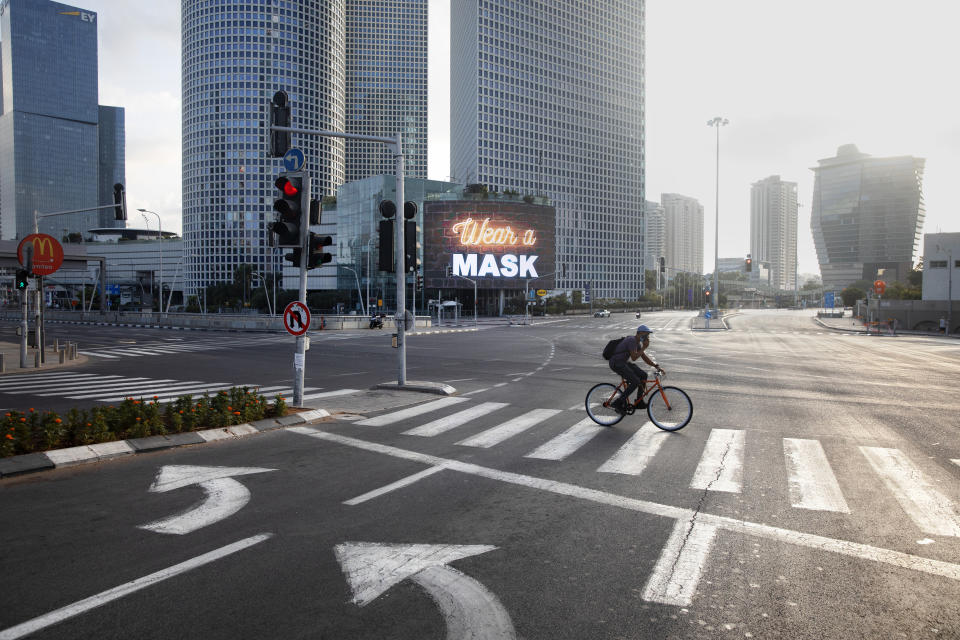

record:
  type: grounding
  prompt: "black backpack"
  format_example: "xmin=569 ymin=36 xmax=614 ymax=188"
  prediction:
xmin=602 ymin=336 xmax=626 ymax=360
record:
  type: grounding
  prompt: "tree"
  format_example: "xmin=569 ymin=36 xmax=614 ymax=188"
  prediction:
xmin=841 ymin=286 xmax=865 ymax=307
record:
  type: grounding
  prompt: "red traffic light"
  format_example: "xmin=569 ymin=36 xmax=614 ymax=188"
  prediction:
xmin=275 ymin=176 xmax=299 ymax=197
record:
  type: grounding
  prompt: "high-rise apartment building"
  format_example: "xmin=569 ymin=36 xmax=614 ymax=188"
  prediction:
xmin=0 ymin=0 xmax=124 ymax=239
xmin=661 ymin=193 xmax=703 ymax=276
xmin=644 ymin=200 xmax=664 ymax=276
xmin=450 ymin=0 xmax=646 ymax=300
xmin=345 ymin=0 xmax=428 ymax=182
xmin=181 ymin=0 xmax=429 ymax=297
xmin=750 ymin=175 xmax=797 ymax=290
xmin=811 ymin=144 xmax=925 ymax=291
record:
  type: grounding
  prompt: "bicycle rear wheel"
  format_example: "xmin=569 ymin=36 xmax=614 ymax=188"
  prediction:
xmin=585 ymin=383 xmax=625 ymax=426
xmin=646 ymin=386 xmax=692 ymax=431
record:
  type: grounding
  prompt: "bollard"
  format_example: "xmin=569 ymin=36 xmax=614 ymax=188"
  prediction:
xmin=0 ymin=353 xmax=4 ymax=373
xmin=34 ymin=351 xmax=40 ymax=368
xmin=58 ymin=348 xmax=65 ymax=364
xmin=55 ymin=338 xmax=61 ymax=351
xmin=71 ymin=343 xmax=78 ymax=360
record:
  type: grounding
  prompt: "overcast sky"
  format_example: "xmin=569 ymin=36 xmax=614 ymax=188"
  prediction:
xmin=81 ymin=0 xmax=959 ymax=277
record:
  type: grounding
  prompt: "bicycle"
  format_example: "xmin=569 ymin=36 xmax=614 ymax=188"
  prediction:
xmin=585 ymin=371 xmax=692 ymax=431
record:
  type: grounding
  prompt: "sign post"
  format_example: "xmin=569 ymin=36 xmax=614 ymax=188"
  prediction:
xmin=284 ymin=300 xmax=311 ymax=405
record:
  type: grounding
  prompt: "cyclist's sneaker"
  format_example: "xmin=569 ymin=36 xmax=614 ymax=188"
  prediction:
xmin=635 ymin=397 xmax=647 ymax=409
xmin=611 ymin=398 xmax=627 ymax=415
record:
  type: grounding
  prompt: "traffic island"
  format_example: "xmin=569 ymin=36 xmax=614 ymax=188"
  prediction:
xmin=372 ymin=380 xmax=457 ymax=396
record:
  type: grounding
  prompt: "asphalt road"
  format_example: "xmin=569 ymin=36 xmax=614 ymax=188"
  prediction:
xmin=1 ymin=310 xmax=959 ymax=639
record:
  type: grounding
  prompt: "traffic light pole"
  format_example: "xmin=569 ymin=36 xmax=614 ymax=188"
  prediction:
xmin=270 ymin=124 xmax=407 ymax=386
xmin=294 ymin=176 xmax=311 ymax=406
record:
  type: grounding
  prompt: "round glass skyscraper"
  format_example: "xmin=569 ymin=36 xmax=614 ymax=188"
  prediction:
xmin=181 ymin=0 xmax=346 ymax=298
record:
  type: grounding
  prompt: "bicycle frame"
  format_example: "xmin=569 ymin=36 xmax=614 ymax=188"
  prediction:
xmin=608 ymin=372 xmax=672 ymax=410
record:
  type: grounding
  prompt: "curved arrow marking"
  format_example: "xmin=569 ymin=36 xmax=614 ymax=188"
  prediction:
xmin=335 ymin=542 xmax=516 ymax=640
xmin=139 ymin=465 xmax=275 ymax=535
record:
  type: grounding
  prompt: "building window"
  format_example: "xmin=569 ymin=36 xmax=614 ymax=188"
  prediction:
xmin=930 ymin=260 xmax=948 ymax=268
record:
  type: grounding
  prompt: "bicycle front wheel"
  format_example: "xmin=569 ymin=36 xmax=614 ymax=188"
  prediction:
xmin=646 ymin=386 xmax=692 ymax=431
xmin=585 ymin=383 xmax=625 ymax=427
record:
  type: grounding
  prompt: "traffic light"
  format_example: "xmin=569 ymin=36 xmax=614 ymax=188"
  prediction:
xmin=378 ymin=199 xmax=395 ymax=272
xmin=745 ymin=256 xmax=752 ymax=272
xmin=659 ymin=256 xmax=665 ymax=274
xmin=271 ymin=173 xmax=305 ymax=247
xmin=415 ymin=273 xmax=423 ymax=289
xmin=307 ymin=233 xmax=333 ymax=268
xmin=404 ymin=221 xmax=418 ymax=272
xmin=112 ymin=183 xmax=127 ymax=221
xmin=269 ymin=90 xmax=291 ymax=158
xmin=705 ymin=289 xmax=711 ymax=300
xmin=15 ymin=269 xmax=28 ymax=290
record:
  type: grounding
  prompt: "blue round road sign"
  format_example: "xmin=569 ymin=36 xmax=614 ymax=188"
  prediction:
xmin=283 ymin=148 xmax=305 ymax=172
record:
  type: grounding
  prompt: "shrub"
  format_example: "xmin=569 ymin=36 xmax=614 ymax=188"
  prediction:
xmin=0 ymin=386 xmax=284 ymax=457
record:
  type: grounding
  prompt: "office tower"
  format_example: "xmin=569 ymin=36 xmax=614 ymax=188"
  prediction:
xmin=97 ymin=106 xmax=125 ymax=229
xmin=750 ymin=175 xmax=797 ymax=290
xmin=345 ymin=0 xmax=428 ymax=182
xmin=811 ymin=144 xmax=925 ymax=291
xmin=661 ymin=193 xmax=703 ymax=276
xmin=181 ymin=0 xmax=346 ymax=298
xmin=644 ymin=200 xmax=664 ymax=277
xmin=450 ymin=0 xmax=646 ymax=300
xmin=0 ymin=0 xmax=124 ymax=240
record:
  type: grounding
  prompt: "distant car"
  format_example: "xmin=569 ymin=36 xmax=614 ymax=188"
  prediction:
xmin=594 ymin=309 xmax=611 ymax=318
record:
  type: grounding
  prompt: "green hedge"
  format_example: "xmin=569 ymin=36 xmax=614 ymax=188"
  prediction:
xmin=1 ymin=387 xmax=287 ymax=458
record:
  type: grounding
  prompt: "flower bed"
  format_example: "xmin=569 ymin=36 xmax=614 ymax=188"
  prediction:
xmin=1 ymin=387 xmax=287 ymax=458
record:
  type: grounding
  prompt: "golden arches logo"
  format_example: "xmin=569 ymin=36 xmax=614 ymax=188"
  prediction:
xmin=30 ymin=235 xmax=55 ymax=258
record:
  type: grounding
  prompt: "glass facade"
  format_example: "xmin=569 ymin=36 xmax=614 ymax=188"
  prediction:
xmin=97 ymin=105 xmax=125 ymax=229
xmin=181 ymin=0 xmax=346 ymax=298
xmin=334 ymin=175 xmax=459 ymax=312
xmin=345 ymin=0 xmax=427 ymax=182
xmin=0 ymin=0 xmax=121 ymax=240
xmin=451 ymin=0 xmax=646 ymax=300
xmin=811 ymin=144 xmax=925 ymax=290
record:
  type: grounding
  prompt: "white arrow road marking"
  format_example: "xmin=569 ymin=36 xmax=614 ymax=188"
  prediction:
xmin=138 ymin=465 xmax=275 ymax=535
xmin=335 ymin=542 xmax=515 ymax=640
xmin=0 ymin=534 xmax=272 ymax=640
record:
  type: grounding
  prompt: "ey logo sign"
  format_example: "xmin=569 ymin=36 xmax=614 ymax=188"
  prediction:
xmin=58 ymin=10 xmax=96 ymax=22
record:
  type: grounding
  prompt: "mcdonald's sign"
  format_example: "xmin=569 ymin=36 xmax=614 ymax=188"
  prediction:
xmin=17 ymin=234 xmax=65 ymax=276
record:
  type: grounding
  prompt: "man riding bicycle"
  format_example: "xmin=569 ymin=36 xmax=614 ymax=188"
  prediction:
xmin=609 ymin=325 xmax=664 ymax=413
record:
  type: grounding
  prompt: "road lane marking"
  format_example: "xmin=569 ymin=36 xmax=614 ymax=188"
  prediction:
xmin=344 ymin=465 xmax=449 ymax=505
xmin=860 ymin=447 xmax=960 ymax=537
xmin=524 ymin=418 xmax=605 ymax=461
xmin=597 ymin=422 xmax=670 ymax=475
xmin=300 ymin=389 xmax=361 ymax=401
xmin=288 ymin=427 xmax=960 ymax=587
xmin=784 ymin=438 xmax=850 ymax=513
xmin=405 ymin=403 xmax=509 ymax=437
xmin=0 ymin=534 xmax=272 ymax=640
xmin=689 ymin=429 xmax=745 ymax=493
xmin=463 ymin=388 xmax=491 ymax=395
xmin=642 ymin=516 xmax=718 ymax=607
xmin=358 ymin=397 xmax=469 ymax=427
xmin=456 ymin=409 xmax=561 ymax=448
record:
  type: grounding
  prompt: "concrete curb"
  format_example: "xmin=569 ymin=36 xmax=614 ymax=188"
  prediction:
xmin=0 ymin=408 xmax=330 ymax=478
xmin=372 ymin=381 xmax=457 ymax=396
xmin=408 ymin=328 xmax=479 ymax=336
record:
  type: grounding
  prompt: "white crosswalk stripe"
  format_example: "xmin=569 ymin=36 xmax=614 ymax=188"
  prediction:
xmin=859 ymin=446 xmax=960 ymax=537
xmin=456 ymin=408 xmax=561 ymax=448
xmin=79 ymin=335 xmax=292 ymax=359
xmin=358 ymin=397 xmax=469 ymax=426
xmin=524 ymin=418 xmax=605 ymax=460
xmin=784 ymin=438 xmax=849 ymax=512
xmin=689 ymin=429 xmax=744 ymax=493
xmin=404 ymin=402 xmax=509 ymax=437
xmin=597 ymin=422 xmax=670 ymax=475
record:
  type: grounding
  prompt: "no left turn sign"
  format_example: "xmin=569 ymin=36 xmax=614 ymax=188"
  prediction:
xmin=283 ymin=301 xmax=311 ymax=336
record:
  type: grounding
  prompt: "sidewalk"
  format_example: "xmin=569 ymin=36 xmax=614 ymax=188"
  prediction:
xmin=0 ymin=340 xmax=88 ymax=376
xmin=814 ymin=314 xmax=960 ymax=338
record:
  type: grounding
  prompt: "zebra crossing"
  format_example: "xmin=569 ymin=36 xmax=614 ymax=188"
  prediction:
xmin=0 ymin=371 xmax=359 ymax=406
xmin=349 ymin=398 xmax=960 ymax=537
xmin=79 ymin=335 xmax=290 ymax=359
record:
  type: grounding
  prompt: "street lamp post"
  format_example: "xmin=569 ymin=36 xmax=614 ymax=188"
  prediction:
xmin=707 ymin=117 xmax=728 ymax=317
xmin=138 ymin=209 xmax=163 ymax=312
xmin=452 ymin=274 xmax=478 ymax=327
xmin=341 ymin=265 xmax=365 ymax=316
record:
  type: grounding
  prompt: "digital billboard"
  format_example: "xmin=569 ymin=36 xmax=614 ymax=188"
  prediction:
xmin=422 ymin=199 xmax=556 ymax=290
